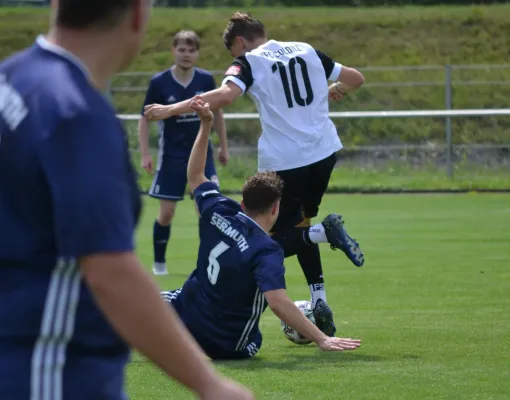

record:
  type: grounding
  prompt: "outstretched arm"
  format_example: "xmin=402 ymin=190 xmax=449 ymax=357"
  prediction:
xmin=144 ymin=82 xmax=242 ymax=121
xmin=265 ymin=289 xmax=362 ymax=352
xmin=187 ymin=97 xmax=215 ymax=192
xmin=253 ymin=246 xmax=362 ymax=353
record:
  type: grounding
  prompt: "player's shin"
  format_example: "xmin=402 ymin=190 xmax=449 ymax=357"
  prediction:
xmin=153 ymin=220 xmax=170 ymax=275
xmin=297 ymin=244 xmax=326 ymax=307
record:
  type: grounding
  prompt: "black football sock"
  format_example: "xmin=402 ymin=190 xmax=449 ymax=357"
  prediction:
xmin=297 ymin=244 xmax=326 ymax=308
xmin=153 ymin=220 xmax=171 ymax=263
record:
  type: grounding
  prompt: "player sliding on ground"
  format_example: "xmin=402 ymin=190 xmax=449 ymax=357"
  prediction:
xmin=160 ymin=97 xmax=361 ymax=360
xmin=0 ymin=1 xmax=253 ymax=398
xmin=145 ymin=11 xmax=365 ymax=339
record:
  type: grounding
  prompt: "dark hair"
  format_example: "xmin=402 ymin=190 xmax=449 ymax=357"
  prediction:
xmin=242 ymin=172 xmax=283 ymax=215
xmin=173 ymin=30 xmax=201 ymax=50
xmin=223 ymin=11 xmax=266 ymax=50
xmin=56 ymin=0 xmax=136 ymax=30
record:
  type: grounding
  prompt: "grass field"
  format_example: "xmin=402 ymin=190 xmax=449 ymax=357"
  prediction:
xmin=127 ymin=193 xmax=510 ymax=399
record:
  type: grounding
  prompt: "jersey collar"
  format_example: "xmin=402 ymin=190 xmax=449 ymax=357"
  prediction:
xmin=170 ymin=65 xmax=196 ymax=89
xmin=237 ymin=212 xmax=267 ymax=235
xmin=35 ymin=35 xmax=91 ymax=81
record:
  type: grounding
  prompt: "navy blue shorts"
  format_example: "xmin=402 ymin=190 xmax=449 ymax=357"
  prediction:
xmin=148 ymin=149 xmax=218 ymax=201
xmin=160 ymin=290 xmax=260 ymax=360
xmin=0 ymin=345 xmax=128 ymax=400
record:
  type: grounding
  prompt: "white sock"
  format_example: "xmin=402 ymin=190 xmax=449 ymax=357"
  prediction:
xmin=309 ymin=283 xmax=326 ymax=308
xmin=153 ymin=262 xmax=168 ymax=275
xmin=308 ymin=223 xmax=328 ymax=244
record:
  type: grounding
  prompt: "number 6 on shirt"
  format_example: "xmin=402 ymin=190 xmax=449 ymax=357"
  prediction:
xmin=207 ymin=241 xmax=230 ymax=285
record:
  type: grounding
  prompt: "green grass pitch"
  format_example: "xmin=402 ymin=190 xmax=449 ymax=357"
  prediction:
xmin=127 ymin=192 xmax=509 ymax=399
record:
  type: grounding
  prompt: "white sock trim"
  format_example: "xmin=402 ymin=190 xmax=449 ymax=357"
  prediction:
xmin=309 ymin=283 xmax=326 ymax=308
xmin=308 ymin=223 xmax=328 ymax=244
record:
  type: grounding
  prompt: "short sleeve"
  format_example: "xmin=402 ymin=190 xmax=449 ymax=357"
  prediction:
xmin=221 ymin=56 xmax=254 ymax=93
xmin=38 ymin=113 xmax=137 ymax=258
xmin=193 ymin=181 xmax=240 ymax=217
xmin=141 ymin=76 xmax=163 ymax=114
xmin=253 ymin=244 xmax=286 ymax=293
xmin=315 ymin=49 xmax=342 ymax=81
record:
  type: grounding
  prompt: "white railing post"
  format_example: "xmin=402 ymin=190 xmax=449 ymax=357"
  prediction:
xmin=445 ymin=65 xmax=453 ymax=179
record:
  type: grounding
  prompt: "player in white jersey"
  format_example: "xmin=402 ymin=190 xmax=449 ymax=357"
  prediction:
xmin=144 ymin=12 xmax=365 ymax=338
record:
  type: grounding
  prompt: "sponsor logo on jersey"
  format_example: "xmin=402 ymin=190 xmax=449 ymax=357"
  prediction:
xmin=225 ymin=65 xmax=241 ymax=76
xmin=211 ymin=212 xmax=249 ymax=252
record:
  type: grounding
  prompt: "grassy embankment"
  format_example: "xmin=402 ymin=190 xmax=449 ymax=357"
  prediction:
xmin=1 ymin=6 xmax=509 ymax=190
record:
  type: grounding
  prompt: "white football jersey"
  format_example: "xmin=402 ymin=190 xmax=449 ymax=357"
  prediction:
xmin=222 ymin=40 xmax=343 ymax=172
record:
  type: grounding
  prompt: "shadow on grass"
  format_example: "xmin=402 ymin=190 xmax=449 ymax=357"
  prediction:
xmin=131 ymin=350 xmax=419 ymax=368
xmin=213 ymin=350 xmax=419 ymax=371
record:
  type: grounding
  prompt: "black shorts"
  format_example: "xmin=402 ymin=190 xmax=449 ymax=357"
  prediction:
xmin=271 ymin=152 xmax=337 ymax=232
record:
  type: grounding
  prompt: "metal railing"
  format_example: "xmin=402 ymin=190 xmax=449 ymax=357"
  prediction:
xmin=109 ymin=64 xmax=510 ymax=94
xmin=118 ymin=108 xmax=510 ymax=179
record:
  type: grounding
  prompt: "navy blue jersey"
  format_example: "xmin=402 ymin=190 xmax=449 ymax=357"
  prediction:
xmin=142 ymin=67 xmax=216 ymax=158
xmin=0 ymin=36 xmax=141 ymax=399
xmin=172 ymin=182 xmax=286 ymax=355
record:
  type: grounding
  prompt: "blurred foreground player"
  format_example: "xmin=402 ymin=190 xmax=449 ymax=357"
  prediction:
xmin=138 ymin=30 xmax=229 ymax=276
xmin=160 ymin=97 xmax=362 ymax=360
xmin=145 ymin=12 xmax=365 ymax=338
xmin=0 ymin=1 xmax=252 ymax=399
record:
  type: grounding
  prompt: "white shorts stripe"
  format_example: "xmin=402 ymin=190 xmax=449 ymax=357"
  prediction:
xmin=148 ymin=133 xmax=165 ymax=196
xmin=30 ymin=257 xmax=81 ymax=400
xmin=148 ymin=170 xmax=158 ymax=195
xmin=235 ymin=289 xmax=264 ymax=351
xmin=161 ymin=289 xmax=181 ymax=304
xmin=246 ymin=342 xmax=259 ymax=357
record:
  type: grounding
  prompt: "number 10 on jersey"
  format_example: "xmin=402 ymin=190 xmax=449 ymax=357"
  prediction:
xmin=272 ymin=56 xmax=314 ymax=108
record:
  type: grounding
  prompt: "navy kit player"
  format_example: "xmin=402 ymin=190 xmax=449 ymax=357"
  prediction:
xmin=145 ymin=12 xmax=365 ymax=337
xmin=160 ymin=97 xmax=362 ymax=360
xmin=0 ymin=1 xmax=253 ymax=399
xmin=138 ymin=30 xmax=229 ymax=276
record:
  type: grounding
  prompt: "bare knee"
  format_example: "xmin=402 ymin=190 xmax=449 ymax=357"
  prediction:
xmin=157 ymin=200 xmax=177 ymax=225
